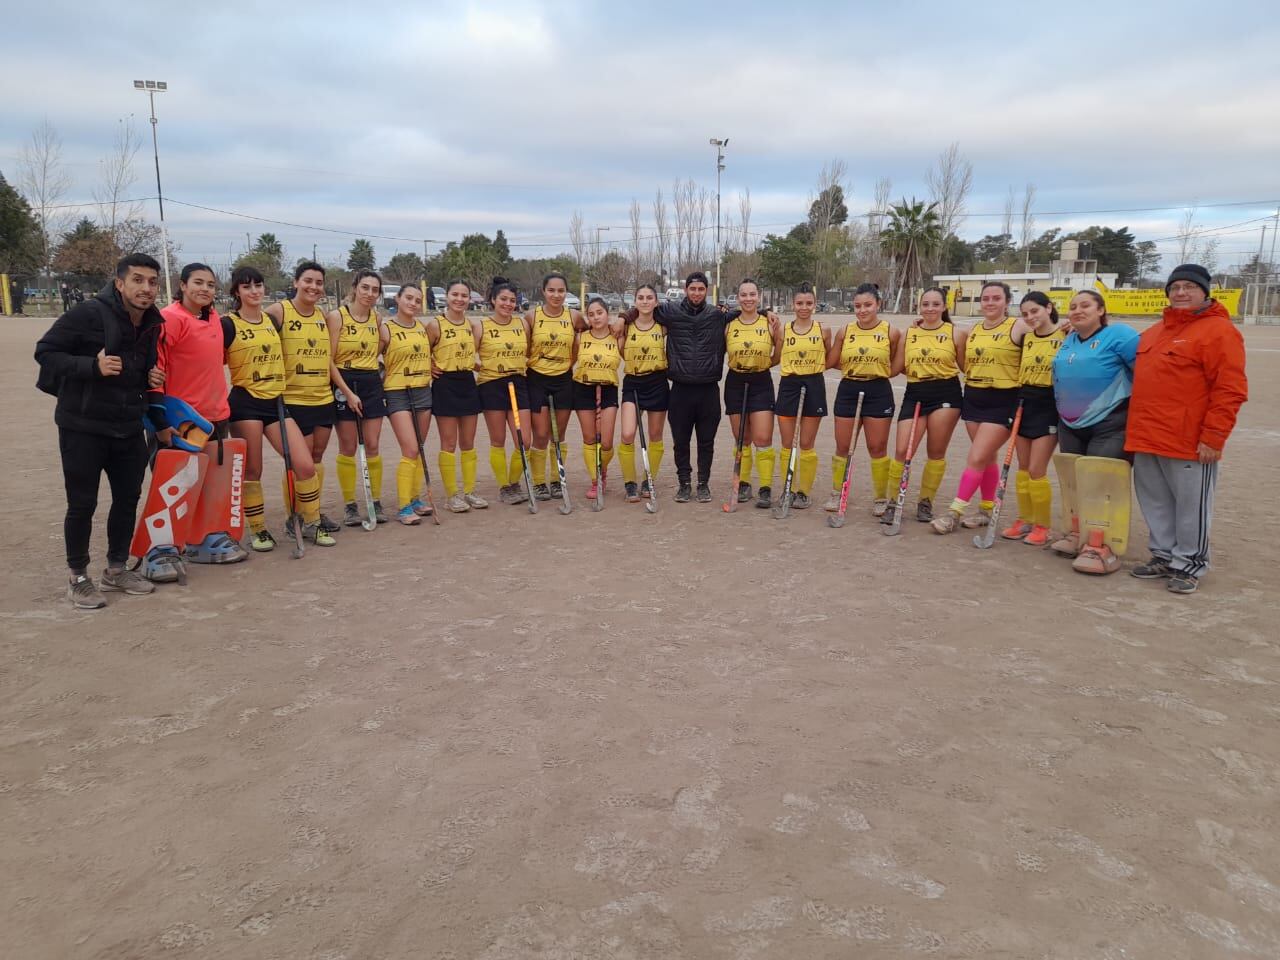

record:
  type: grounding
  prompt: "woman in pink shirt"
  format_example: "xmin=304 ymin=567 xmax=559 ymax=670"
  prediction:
xmin=159 ymin=263 xmax=231 ymax=427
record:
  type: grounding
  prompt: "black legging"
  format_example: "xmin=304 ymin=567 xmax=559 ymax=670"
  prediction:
xmin=59 ymin=428 xmax=149 ymax=571
xmin=668 ymin=381 xmax=720 ymax=484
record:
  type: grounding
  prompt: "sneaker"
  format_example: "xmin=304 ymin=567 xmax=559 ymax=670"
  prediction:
xmin=302 ymin=520 xmax=337 ymax=546
xmin=498 ymin=484 xmax=514 ymax=505
xmin=549 ymin=481 xmax=563 ymax=499
xmin=343 ymin=502 xmax=362 ymax=527
xmin=791 ymin=492 xmax=811 ymax=510
xmin=1167 ymin=572 xmax=1199 ymax=595
xmin=1023 ymin=524 xmax=1051 ymax=547
xmin=410 ymin=497 xmax=433 ymax=517
xmin=881 ymin=502 xmax=897 ymax=526
xmin=397 ymin=505 xmax=421 ymax=526
xmin=960 ymin=509 xmax=992 ymax=529
xmin=587 ymin=478 xmax=599 ymax=500
xmin=533 ymin=483 xmax=552 ymax=502
xmin=640 ymin=479 xmax=652 ymax=499
xmin=695 ymin=481 xmax=712 ymax=503
xmin=250 ymin=529 xmax=277 ymax=553
xmin=756 ymin=486 xmax=772 ymax=509
xmin=508 ymin=484 xmax=530 ymax=505
xmin=99 ymin=566 xmax=156 ymax=595
xmin=68 ymin=573 xmax=106 ymax=609
xmin=1001 ymin=520 xmax=1033 ymax=541
xmin=447 ymin=493 xmax=471 ymax=513
xmin=823 ymin=491 xmax=841 ymax=512
xmin=319 ymin=513 xmax=341 ymax=534
xmin=872 ymin=498 xmax=889 ymax=517
xmin=372 ymin=500 xmax=389 ymax=524
xmin=463 ymin=492 xmax=488 ymax=509
xmin=916 ymin=498 xmax=933 ymax=523
xmin=675 ymin=481 xmax=692 ymax=503
xmin=625 ymin=481 xmax=640 ymax=502
xmin=737 ymin=481 xmax=753 ymax=504
xmin=1050 ymin=530 xmax=1079 ymax=557
xmin=1131 ymin=557 xmax=1173 ymax=580
xmin=931 ymin=511 xmax=960 ymax=534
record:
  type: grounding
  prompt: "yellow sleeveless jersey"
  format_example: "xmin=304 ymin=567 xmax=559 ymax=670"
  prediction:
xmin=528 ymin=306 xmax=574 ymax=376
xmin=383 ymin=318 xmax=432 ymax=390
xmin=433 ymin=315 xmax=477 ymax=373
xmin=839 ymin=319 xmax=892 ymax=379
xmin=1020 ymin=326 xmax=1066 ymax=387
xmin=624 ymin=322 xmax=667 ymax=376
xmin=573 ymin=330 xmax=621 ymax=385
xmin=279 ymin=299 xmax=332 ymax=406
xmin=726 ymin=316 xmax=773 ymax=373
xmin=476 ymin=317 xmax=527 ymax=383
xmin=226 ymin=312 xmax=285 ymax=399
xmin=780 ymin=320 xmax=825 ymax=376
xmin=964 ymin=315 xmax=1021 ymax=389
xmin=904 ymin=323 xmax=960 ymax=382
xmin=333 ymin=305 xmax=380 ymax=371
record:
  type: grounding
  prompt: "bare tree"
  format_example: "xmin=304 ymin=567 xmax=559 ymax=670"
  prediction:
xmin=925 ymin=142 xmax=973 ymax=266
xmin=568 ymin=210 xmax=587 ymax=269
xmin=737 ymin=187 xmax=752 ymax=252
xmin=673 ymin=179 xmax=697 ymax=273
xmin=18 ymin=118 xmax=73 ymax=291
xmin=652 ymin=189 xmax=670 ymax=283
xmin=1002 ymin=185 xmax=1016 ymax=238
xmin=1176 ymin=206 xmax=1199 ymax=263
xmin=94 ymin=117 xmax=143 ymax=237
xmin=1019 ymin=183 xmax=1037 ymax=251
xmin=1197 ymin=236 xmax=1221 ymax=279
xmin=628 ymin=198 xmax=644 ymax=285
xmin=809 ymin=158 xmax=849 ymax=295
xmin=691 ymin=185 xmax=711 ymax=267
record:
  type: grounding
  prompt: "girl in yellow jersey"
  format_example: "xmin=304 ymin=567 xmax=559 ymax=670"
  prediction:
xmin=223 ymin=266 xmax=334 ymax=548
xmin=890 ymin=287 xmax=967 ymax=525
xmin=525 ymin=272 xmax=586 ymax=501
xmin=381 ymin=284 xmax=435 ymax=525
xmin=328 ymin=269 xmax=388 ymax=527
xmin=426 ymin=279 xmax=485 ymax=513
xmin=574 ymin=297 xmax=622 ymax=502
xmin=932 ymin=280 xmax=1031 ymax=534
xmin=1000 ymin=291 xmax=1066 ymax=546
xmin=265 ymin=260 xmax=340 ymax=534
xmin=772 ymin=283 xmax=831 ymax=510
xmin=619 ymin=284 xmax=668 ymax=502
xmin=477 ymin=277 xmax=533 ymax=506
xmin=724 ymin=278 xmax=782 ymax=509
xmin=825 ymin=282 xmax=903 ymax=516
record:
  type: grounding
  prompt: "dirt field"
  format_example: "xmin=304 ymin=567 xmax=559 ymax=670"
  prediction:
xmin=3 ymin=314 xmax=1279 ymax=960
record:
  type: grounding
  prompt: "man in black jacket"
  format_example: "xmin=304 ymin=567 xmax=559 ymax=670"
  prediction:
xmin=34 ymin=254 xmax=166 ymax=609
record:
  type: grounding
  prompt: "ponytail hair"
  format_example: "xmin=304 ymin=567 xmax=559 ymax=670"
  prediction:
xmin=1020 ymin=290 xmax=1059 ymax=324
xmin=346 ymin=268 xmax=382 ymax=306
xmin=488 ymin=275 xmax=518 ymax=306
xmin=921 ymin=286 xmax=952 ymax=324
xmin=795 ymin=281 xmax=815 ymax=297
xmin=980 ymin=279 xmax=1012 ymax=303
xmin=853 ymin=281 xmax=881 ymax=303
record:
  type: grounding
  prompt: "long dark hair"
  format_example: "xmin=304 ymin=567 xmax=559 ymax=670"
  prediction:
xmin=229 ymin=265 xmax=265 ymax=309
xmin=178 ymin=262 xmax=216 ymax=318
xmin=853 ymin=281 xmax=881 ymax=303
xmin=1020 ymin=290 xmax=1059 ymax=324
xmin=488 ymin=276 xmax=518 ymax=307
xmin=920 ymin=286 xmax=952 ymax=324
xmin=1072 ymin=288 xmax=1108 ymax=327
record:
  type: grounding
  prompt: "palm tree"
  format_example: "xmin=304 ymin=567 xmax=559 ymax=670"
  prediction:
xmin=253 ymin=232 xmax=283 ymax=260
xmin=880 ymin=198 xmax=942 ymax=309
xmin=347 ymin=238 xmax=375 ymax=272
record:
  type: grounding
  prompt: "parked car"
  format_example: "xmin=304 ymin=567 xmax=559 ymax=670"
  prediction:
xmin=469 ymin=291 xmax=486 ymax=310
xmin=564 ymin=292 xmax=581 ymax=309
xmin=430 ymin=286 xmax=446 ymax=309
xmin=382 ymin=284 xmax=401 ymax=310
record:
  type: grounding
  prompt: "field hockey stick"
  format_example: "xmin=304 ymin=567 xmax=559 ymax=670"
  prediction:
xmin=632 ymin=390 xmax=657 ymax=515
xmin=353 ymin=415 xmax=378 ymax=531
xmin=827 ymin=391 xmax=865 ymax=528
xmin=722 ymin=384 xmax=750 ymax=513
xmin=547 ymin=395 xmax=571 ymax=515
xmin=772 ymin=385 xmax=806 ymax=520
xmin=592 ymin=384 xmax=604 ymax=512
xmin=406 ymin=390 xmax=441 ymax=526
xmin=883 ymin=401 xmax=922 ymax=537
xmin=974 ymin=400 xmax=1024 ymax=549
xmin=508 ymin=382 xmax=537 ymax=514
xmin=275 ymin=396 xmax=305 ymax=558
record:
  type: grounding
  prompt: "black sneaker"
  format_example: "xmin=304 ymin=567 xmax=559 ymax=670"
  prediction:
xmin=549 ymin=481 xmax=563 ymax=499
xmin=737 ymin=481 xmax=753 ymax=503
xmin=625 ymin=481 xmax=639 ymax=502
xmin=675 ymin=481 xmax=692 ymax=503
xmin=695 ymin=481 xmax=712 ymax=503
xmin=319 ymin=513 xmax=341 ymax=533
xmin=533 ymin=483 xmax=552 ymax=501
xmin=1167 ymin=572 xmax=1199 ymax=595
xmin=756 ymin=486 xmax=772 ymax=509
xmin=342 ymin=502 xmax=362 ymax=527
xmin=640 ymin=479 xmax=652 ymax=499
xmin=791 ymin=492 xmax=811 ymax=510
xmin=372 ymin=500 xmax=389 ymax=524
xmin=1131 ymin=557 xmax=1173 ymax=579
xmin=916 ymin=497 xmax=933 ymax=523
xmin=881 ymin=502 xmax=897 ymax=526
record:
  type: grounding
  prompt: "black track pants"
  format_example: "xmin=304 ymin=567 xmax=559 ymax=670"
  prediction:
xmin=668 ymin=381 xmax=721 ymax=484
xmin=58 ymin=428 xmax=149 ymax=572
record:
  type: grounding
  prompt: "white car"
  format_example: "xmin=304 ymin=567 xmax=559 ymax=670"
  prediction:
xmin=564 ymin=293 xmax=581 ymax=309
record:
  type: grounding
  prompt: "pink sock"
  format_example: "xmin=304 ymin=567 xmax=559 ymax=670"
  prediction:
xmin=980 ymin=463 xmax=1000 ymax=501
xmin=955 ymin=467 xmax=983 ymax=504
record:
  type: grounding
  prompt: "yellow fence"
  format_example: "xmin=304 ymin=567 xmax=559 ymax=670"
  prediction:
xmin=1043 ymin=282 xmax=1242 ymax=318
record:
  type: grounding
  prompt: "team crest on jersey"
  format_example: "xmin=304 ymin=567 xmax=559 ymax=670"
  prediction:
xmin=1090 ymin=342 xmax=1099 ymax=350
xmin=592 ymin=353 xmax=601 ymax=363
xmin=641 ymin=346 xmax=650 ymax=354
xmin=361 ymin=341 xmax=370 ymax=351
xmin=261 ymin=343 xmax=271 ymax=353
xmin=858 ymin=346 xmax=868 ymax=355
xmin=744 ymin=341 xmax=753 ymax=349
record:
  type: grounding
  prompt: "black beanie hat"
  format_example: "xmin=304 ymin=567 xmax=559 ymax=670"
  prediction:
xmin=685 ymin=271 xmax=709 ymax=288
xmin=1165 ymin=263 xmax=1211 ymax=297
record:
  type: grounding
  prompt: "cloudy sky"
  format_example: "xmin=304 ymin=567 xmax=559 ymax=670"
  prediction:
xmin=3 ymin=0 xmax=1278 ymax=274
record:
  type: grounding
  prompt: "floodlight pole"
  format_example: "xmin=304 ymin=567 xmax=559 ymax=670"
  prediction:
xmin=710 ymin=138 xmax=728 ymax=300
xmin=134 ymin=80 xmax=172 ymax=304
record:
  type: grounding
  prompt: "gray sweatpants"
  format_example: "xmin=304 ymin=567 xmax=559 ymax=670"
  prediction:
xmin=1133 ymin=453 xmax=1218 ymax=577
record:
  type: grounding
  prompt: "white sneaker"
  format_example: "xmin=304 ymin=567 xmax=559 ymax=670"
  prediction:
xmin=463 ymin=491 xmax=489 ymax=509
xmin=447 ymin=494 xmax=471 ymax=513
xmin=823 ymin=492 xmax=841 ymax=512
xmin=872 ymin=498 xmax=889 ymax=517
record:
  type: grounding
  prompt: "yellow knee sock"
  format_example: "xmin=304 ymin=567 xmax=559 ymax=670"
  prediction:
xmin=870 ymin=456 xmax=890 ymax=499
xmin=461 ymin=448 xmax=478 ymax=493
xmin=243 ymin=480 xmax=265 ymax=533
xmin=738 ymin=446 xmax=754 ymax=484
xmin=887 ymin=459 xmax=904 ymax=499
xmin=831 ymin=454 xmax=849 ymax=492
xmin=438 ymin=450 xmax=458 ymax=496
xmin=796 ymin=449 xmax=818 ymax=494
xmin=647 ymin=440 xmax=663 ymax=479
xmin=1029 ymin=476 xmax=1053 ymax=528
xmin=529 ymin=446 xmax=547 ymax=485
xmin=1015 ymin=469 xmax=1031 ymax=523
xmin=396 ymin=457 xmax=418 ymax=509
xmin=336 ymin=454 xmax=356 ymax=504
xmin=489 ymin=446 xmax=508 ymax=486
xmin=979 ymin=498 xmax=994 ymax=512
xmin=367 ymin=455 xmax=383 ymax=501
xmin=755 ymin=446 xmax=776 ymax=488
xmin=921 ymin=459 xmax=946 ymax=502
xmin=508 ymin=448 xmax=526 ymax=485
xmin=294 ymin=474 xmax=322 ymax=524
xmin=602 ymin=446 xmax=615 ymax=473
xmin=582 ymin=442 xmax=599 ymax=480
xmin=619 ymin=442 xmax=637 ymax=483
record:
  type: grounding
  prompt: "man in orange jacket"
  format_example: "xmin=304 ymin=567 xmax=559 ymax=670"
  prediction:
xmin=1125 ymin=264 xmax=1248 ymax=594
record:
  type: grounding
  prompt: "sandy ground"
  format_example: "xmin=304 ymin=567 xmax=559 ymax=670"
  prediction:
xmin=3 ymin=314 xmax=1279 ymax=960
